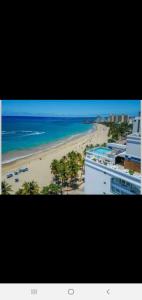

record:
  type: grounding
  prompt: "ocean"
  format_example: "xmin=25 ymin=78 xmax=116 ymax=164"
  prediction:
xmin=2 ymin=116 xmax=95 ymax=163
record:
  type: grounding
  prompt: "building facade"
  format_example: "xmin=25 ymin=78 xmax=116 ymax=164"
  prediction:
xmin=85 ymin=115 xmax=141 ymax=195
xmin=109 ymin=114 xmax=129 ymax=123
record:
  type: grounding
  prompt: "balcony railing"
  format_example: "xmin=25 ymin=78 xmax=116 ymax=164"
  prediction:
xmin=111 ymin=182 xmax=140 ymax=195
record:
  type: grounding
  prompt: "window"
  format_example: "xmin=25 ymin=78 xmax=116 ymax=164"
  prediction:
xmin=138 ymin=120 xmax=140 ymax=132
xmin=111 ymin=177 xmax=141 ymax=194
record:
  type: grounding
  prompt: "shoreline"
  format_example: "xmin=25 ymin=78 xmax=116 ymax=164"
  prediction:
xmin=2 ymin=124 xmax=109 ymax=193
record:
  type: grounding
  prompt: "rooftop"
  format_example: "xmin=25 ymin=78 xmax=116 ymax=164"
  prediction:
xmin=86 ymin=146 xmax=141 ymax=180
xmin=87 ymin=145 xmax=126 ymax=160
xmin=86 ymin=154 xmax=141 ymax=179
xmin=127 ymin=133 xmax=141 ymax=138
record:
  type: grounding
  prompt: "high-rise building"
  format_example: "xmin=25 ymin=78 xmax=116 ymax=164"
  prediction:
xmin=115 ymin=115 xmax=119 ymax=122
xmin=109 ymin=114 xmax=129 ymax=123
xmin=84 ymin=115 xmax=141 ymax=194
xmin=118 ymin=115 xmax=122 ymax=122
xmin=121 ymin=114 xmax=129 ymax=123
xmin=110 ymin=115 xmax=115 ymax=122
xmin=132 ymin=116 xmax=141 ymax=134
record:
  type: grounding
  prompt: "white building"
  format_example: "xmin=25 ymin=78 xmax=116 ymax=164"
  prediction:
xmin=132 ymin=116 xmax=141 ymax=134
xmin=84 ymin=116 xmax=141 ymax=195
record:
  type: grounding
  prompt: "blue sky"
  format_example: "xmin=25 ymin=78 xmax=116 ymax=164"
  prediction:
xmin=2 ymin=100 xmax=140 ymax=117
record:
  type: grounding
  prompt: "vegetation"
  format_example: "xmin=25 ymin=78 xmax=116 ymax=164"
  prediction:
xmin=3 ymin=151 xmax=84 ymax=195
xmin=51 ymin=151 xmax=84 ymax=191
xmin=16 ymin=181 xmax=40 ymax=195
xmin=84 ymin=144 xmax=100 ymax=155
xmin=2 ymin=181 xmax=13 ymax=195
xmin=129 ymin=169 xmax=134 ymax=175
xmin=41 ymin=184 xmax=62 ymax=195
xmin=83 ymin=144 xmax=95 ymax=155
xmin=107 ymin=122 xmax=132 ymax=141
xmin=101 ymin=143 xmax=107 ymax=147
xmin=108 ymin=138 xmax=116 ymax=143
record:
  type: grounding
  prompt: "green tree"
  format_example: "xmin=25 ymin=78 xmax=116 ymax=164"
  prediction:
xmin=84 ymin=144 xmax=95 ymax=155
xmin=108 ymin=138 xmax=116 ymax=143
xmin=41 ymin=184 xmax=62 ymax=195
xmin=67 ymin=152 xmax=80 ymax=188
xmin=2 ymin=181 xmax=13 ymax=195
xmin=50 ymin=151 xmax=85 ymax=192
xmin=129 ymin=169 xmax=134 ymax=175
xmin=59 ymin=158 xmax=70 ymax=189
xmin=51 ymin=159 xmax=61 ymax=184
xmin=15 ymin=188 xmax=24 ymax=195
xmin=16 ymin=181 xmax=40 ymax=195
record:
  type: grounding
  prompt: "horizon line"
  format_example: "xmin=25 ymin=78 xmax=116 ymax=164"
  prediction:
xmin=2 ymin=113 xmax=137 ymax=118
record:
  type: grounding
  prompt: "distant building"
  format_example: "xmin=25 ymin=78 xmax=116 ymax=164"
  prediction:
xmin=109 ymin=114 xmax=129 ymax=123
xmin=121 ymin=114 xmax=129 ymax=122
xmin=128 ymin=117 xmax=133 ymax=124
xmin=115 ymin=115 xmax=119 ymax=122
xmin=132 ymin=116 xmax=141 ymax=134
xmin=84 ymin=115 xmax=141 ymax=195
xmin=109 ymin=114 xmax=115 ymax=122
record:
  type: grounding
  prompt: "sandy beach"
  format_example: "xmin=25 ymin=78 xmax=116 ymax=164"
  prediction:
xmin=2 ymin=124 xmax=109 ymax=194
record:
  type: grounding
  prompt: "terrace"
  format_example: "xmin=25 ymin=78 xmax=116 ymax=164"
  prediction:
xmin=86 ymin=145 xmax=126 ymax=163
xmin=86 ymin=146 xmax=141 ymax=180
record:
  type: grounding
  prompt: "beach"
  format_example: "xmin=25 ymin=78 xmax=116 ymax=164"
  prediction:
xmin=2 ymin=124 xmax=109 ymax=194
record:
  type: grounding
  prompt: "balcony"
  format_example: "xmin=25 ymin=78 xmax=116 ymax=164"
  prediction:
xmin=111 ymin=182 xmax=141 ymax=195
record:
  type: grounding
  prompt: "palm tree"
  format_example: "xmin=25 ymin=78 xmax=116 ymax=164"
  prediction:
xmin=83 ymin=145 xmax=94 ymax=156
xmin=42 ymin=184 xmax=62 ymax=195
xmin=2 ymin=181 xmax=13 ymax=195
xmin=51 ymin=159 xmax=61 ymax=184
xmin=16 ymin=181 xmax=40 ymax=195
xmin=68 ymin=158 xmax=80 ymax=188
xmin=59 ymin=158 xmax=70 ymax=190
xmin=15 ymin=188 xmax=24 ymax=195
xmin=50 ymin=152 xmax=85 ymax=193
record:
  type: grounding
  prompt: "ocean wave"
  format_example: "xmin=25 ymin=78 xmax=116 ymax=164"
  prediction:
xmin=23 ymin=131 xmax=46 ymax=136
xmin=2 ymin=131 xmax=17 ymax=135
xmin=2 ymin=130 xmax=47 ymax=136
xmin=21 ymin=130 xmax=33 ymax=133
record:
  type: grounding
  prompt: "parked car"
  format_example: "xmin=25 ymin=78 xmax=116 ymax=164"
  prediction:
xmin=23 ymin=168 xmax=29 ymax=172
xmin=14 ymin=171 xmax=19 ymax=175
xmin=19 ymin=167 xmax=29 ymax=173
xmin=7 ymin=174 xmax=13 ymax=179
xmin=15 ymin=178 xmax=19 ymax=182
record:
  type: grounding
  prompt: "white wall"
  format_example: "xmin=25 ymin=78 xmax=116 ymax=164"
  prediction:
xmin=133 ymin=117 xmax=141 ymax=134
xmin=126 ymin=139 xmax=141 ymax=158
xmin=85 ymin=164 xmax=111 ymax=194
xmin=107 ymin=143 xmax=126 ymax=150
xmin=85 ymin=159 xmax=141 ymax=194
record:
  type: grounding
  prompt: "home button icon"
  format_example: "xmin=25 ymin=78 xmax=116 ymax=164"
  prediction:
xmin=68 ymin=289 xmax=75 ymax=295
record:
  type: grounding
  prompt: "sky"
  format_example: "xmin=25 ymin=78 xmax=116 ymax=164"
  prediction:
xmin=2 ymin=100 xmax=141 ymax=117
